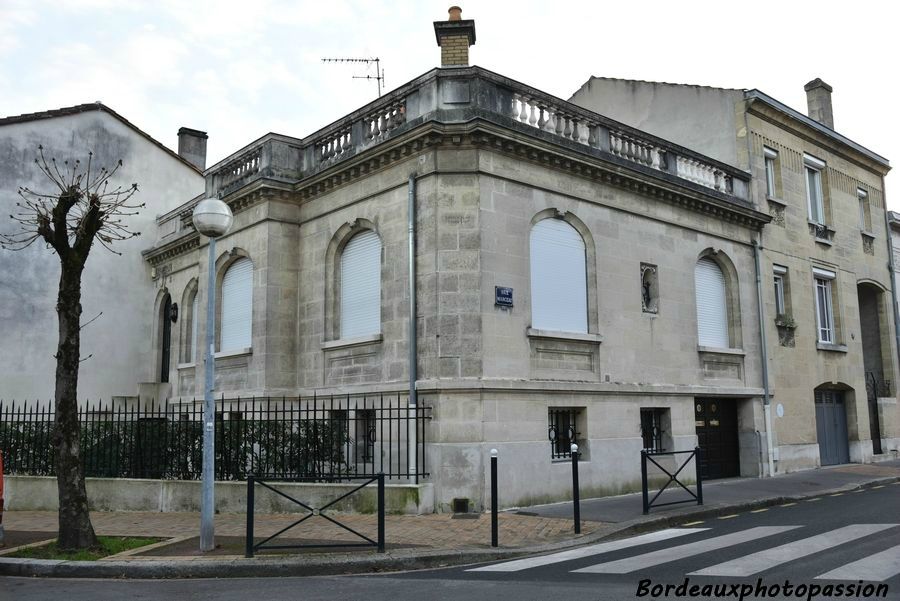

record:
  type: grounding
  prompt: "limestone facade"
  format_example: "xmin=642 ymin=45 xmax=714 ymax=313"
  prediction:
xmin=571 ymin=77 xmax=898 ymax=473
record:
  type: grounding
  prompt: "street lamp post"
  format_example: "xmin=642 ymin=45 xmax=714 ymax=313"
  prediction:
xmin=192 ymin=197 xmax=234 ymax=553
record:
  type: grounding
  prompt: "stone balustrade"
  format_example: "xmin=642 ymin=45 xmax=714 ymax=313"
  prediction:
xmin=204 ymin=67 xmax=747 ymax=203
xmin=219 ymin=147 xmax=261 ymax=189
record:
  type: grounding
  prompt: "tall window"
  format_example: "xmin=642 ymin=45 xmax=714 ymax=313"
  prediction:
xmin=341 ymin=230 xmax=381 ymax=339
xmin=694 ymin=257 xmax=729 ymax=348
xmin=182 ymin=287 xmax=199 ymax=363
xmin=220 ymin=257 xmax=253 ymax=351
xmin=530 ymin=219 xmax=588 ymax=333
xmin=814 ymin=268 xmax=836 ymax=344
xmin=764 ymin=147 xmax=778 ymax=198
xmin=805 ymin=154 xmax=826 ymax=225
xmin=773 ymin=265 xmax=787 ymax=316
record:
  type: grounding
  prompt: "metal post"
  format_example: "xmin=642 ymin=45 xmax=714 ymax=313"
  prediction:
xmin=694 ymin=446 xmax=704 ymax=506
xmin=641 ymin=450 xmax=649 ymax=515
xmin=200 ymin=236 xmax=217 ymax=552
xmin=571 ymin=444 xmax=581 ymax=534
xmin=377 ymin=473 xmax=385 ymax=553
xmin=490 ymin=449 xmax=498 ymax=547
xmin=245 ymin=474 xmax=254 ymax=558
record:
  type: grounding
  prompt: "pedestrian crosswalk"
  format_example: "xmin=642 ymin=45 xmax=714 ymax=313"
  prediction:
xmin=467 ymin=524 xmax=900 ymax=582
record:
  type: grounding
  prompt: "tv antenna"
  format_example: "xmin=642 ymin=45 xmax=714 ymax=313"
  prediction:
xmin=321 ymin=57 xmax=385 ymax=97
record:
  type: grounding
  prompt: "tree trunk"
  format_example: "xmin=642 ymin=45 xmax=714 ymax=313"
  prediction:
xmin=53 ymin=258 xmax=97 ymax=550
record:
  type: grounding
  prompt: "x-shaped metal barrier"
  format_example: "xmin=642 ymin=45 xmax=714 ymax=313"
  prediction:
xmin=245 ymin=473 xmax=385 ymax=557
xmin=640 ymin=447 xmax=703 ymax=515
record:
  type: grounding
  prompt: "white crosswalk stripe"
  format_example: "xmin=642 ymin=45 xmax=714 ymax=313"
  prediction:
xmin=689 ymin=524 xmax=899 ymax=577
xmin=466 ymin=528 xmax=706 ymax=572
xmin=815 ymin=543 xmax=900 ymax=582
xmin=573 ymin=526 xmax=798 ymax=574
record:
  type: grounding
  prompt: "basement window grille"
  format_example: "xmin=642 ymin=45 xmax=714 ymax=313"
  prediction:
xmin=640 ymin=408 xmax=666 ymax=453
xmin=548 ymin=408 xmax=581 ymax=460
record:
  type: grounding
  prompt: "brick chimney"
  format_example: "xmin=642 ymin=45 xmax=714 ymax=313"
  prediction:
xmin=433 ymin=6 xmax=476 ymax=67
xmin=177 ymin=127 xmax=208 ymax=170
xmin=804 ymin=78 xmax=834 ymax=129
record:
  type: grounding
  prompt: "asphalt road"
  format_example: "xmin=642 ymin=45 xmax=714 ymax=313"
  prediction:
xmin=3 ymin=483 xmax=899 ymax=601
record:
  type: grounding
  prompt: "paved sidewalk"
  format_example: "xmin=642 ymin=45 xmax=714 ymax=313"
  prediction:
xmin=2 ymin=509 xmax=601 ymax=553
xmin=523 ymin=459 xmax=900 ymax=522
xmin=1 ymin=459 xmax=898 ymax=578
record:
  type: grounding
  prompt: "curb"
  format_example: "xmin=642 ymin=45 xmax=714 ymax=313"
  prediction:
xmin=1 ymin=475 xmax=897 ymax=579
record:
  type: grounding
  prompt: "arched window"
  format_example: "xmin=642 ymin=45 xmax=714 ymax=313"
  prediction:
xmin=530 ymin=219 xmax=588 ymax=333
xmin=220 ymin=257 xmax=253 ymax=351
xmin=340 ymin=230 xmax=381 ymax=338
xmin=694 ymin=257 xmax=729 ymax=348
xmin=190 ymin=292 xmax=199 ymax=361
xmin=181 ymin=284 xmax=199 ymax=363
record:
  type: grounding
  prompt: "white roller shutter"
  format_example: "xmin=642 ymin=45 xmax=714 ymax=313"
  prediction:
xmin=694 ymin=257 xmax=729 ymax=348
xmin=190 ymin=293 xmax=199 ymax=362
xmin=341 ymin=230 xmax=381 ymax=338
xmin=530 ymin=219 xmax=588 ymax=333
xmin=220 ymin=257 xmax=253 ymax=351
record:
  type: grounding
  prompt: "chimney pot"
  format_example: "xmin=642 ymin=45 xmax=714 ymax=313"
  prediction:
xmin=804 ymin=78 xmax=834 ymax=129
xmin=177 ymin=127 xmax=208 ymax=171
xmin=434 ymin=6 xmax=476 ymax=67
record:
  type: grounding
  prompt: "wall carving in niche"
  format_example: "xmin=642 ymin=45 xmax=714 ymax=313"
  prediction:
xmin=641 ymin=263 xmax=659 ymax=314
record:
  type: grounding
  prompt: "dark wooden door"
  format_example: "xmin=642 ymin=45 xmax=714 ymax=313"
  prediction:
xmin=695 ymin=398 xmax=740 ymax=479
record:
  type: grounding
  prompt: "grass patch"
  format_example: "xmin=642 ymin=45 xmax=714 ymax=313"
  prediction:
xmin=8 ymin=536 xmax=161 ymax=561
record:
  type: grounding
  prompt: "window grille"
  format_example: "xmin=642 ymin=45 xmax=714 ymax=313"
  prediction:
xmin=640 ymin=408 xmax=665 ymax=453
xmin=548 ymin=408 xmax=581 ymax=459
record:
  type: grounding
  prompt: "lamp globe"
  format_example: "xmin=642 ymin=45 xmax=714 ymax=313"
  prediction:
xmin=192 ymin=197 xmax=233 ymax=238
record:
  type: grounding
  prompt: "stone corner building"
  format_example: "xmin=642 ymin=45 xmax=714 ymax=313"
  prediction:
xmin=142 ymin=9 xmax=774 ymax=512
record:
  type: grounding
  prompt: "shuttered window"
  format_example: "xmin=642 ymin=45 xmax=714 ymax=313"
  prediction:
xmin=220 ymin=257 xmax=253 ymax=351
xmin=190 ymin=292 xmax=199 ymax=362
xmin=341 ymin=230 xmax=381 ymax=338
xmin=530 ymin=219 xmax=588 ymax=333
xmin=694 ymin=257 xmax=729 ymax=348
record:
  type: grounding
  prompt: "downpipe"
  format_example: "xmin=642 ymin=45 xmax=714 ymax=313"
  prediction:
xmin=407 ymin=174 xmax=418 ymax=484
xmin=753 ymin=236 xmax=776 ymax=477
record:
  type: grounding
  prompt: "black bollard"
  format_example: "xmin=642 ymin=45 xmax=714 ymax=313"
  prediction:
xmin=571 ymin=444 xmax=581 ymax=534
xmin=490 ymin=449 xmax=498 ymax=547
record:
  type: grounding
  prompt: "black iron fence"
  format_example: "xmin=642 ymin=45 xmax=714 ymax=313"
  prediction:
xmin=0 ymin=395 xmax=430 ymax=481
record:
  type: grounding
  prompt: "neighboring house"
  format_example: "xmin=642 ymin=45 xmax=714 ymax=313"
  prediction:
xmin=141 ymin=9 xmax=777 ymax=511
xmin=0 ymin=104 xmax=206 ymax=403
xmin=571 ymin=76 xmax=899 ymax=473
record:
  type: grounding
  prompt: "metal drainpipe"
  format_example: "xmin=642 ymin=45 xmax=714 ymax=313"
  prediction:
xmin=408 ymin=174 xmax=418 ymax=484
xmin=881 ymin=197 xmax=900 ymax=377
xmin=753 ymin=236 xmax=776 ymax=477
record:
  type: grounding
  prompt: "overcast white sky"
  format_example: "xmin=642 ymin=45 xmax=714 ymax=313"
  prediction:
xmin=1 ymin=0 xmax=897 ymax=204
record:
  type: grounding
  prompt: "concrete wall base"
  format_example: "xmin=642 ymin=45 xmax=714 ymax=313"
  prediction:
xmin=3 ymin=476 xmax=434 ymax=515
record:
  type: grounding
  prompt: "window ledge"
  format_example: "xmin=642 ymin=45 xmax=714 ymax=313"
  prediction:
xmin=861 ymin=230 xmax=876 ymax=239
xmin=177 ymin=362 xmax=196 ymax=370
xmin=766 ymin=195 xmax=786 ymax=206
xmin=322 ymin=333 xmax=383 ymax=351
xmin=816 ymin=342 xmax=848 ymax=353
xmin=214 ymin=347 xmax=253 ymax=359
xmin=526 ymin=328 xmax=603 ymax=344
xmin=697 ymin=346 xmax=745 ymax=356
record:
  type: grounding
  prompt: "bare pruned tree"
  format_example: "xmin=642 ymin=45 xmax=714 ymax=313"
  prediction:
xmin=1 ymin=146 xmax=142 ymax=550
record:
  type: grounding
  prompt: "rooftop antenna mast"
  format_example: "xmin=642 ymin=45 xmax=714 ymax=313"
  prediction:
xmin=321 ymin=57 xmax=385 ymax=97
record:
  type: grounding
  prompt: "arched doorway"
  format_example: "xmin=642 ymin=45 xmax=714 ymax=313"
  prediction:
xmin=857 ymin=282 xmax=888 ymax=455
xmin=159 ymin=294 xmax=172 ymax=383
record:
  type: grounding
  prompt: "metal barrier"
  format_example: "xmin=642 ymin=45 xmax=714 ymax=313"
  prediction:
xmin=245 ymin=473 xmax=385 ymax=557
xmin=640 ymin=447 xmax=703 ymax=515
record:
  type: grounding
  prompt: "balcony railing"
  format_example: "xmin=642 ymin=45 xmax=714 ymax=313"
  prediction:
xmin=203 ymin=67 xmax=749 ymax=204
